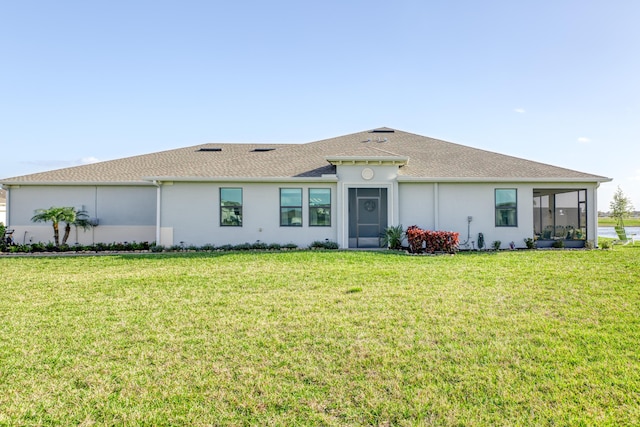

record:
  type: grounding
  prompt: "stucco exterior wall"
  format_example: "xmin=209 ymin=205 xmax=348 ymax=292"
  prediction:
xmin=397 ymin=181 xmax=600 ymax=249
xmin=398 ymin=183 xmax=435 ymax=230
xmin=2 ymin=179 xmax=601 ymax=249
xmin=159 ymin=181 xmax=338 ymax=247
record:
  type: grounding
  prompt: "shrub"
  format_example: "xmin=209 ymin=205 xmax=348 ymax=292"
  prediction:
xmin=492 ymin=240 xmax=501 ymax=251
xmin=150 ymin=244 xmax=165 ymax=253
xmin=406 ymin=225 xmax=459 ymax=254
xmin=232 ymin=243 xmax=252 ymax=251
xmin=381 ymin=225 xmax=405 ymax=250
xmin=30 ymin=242 xmax=46 ymax=252
xmin=9 ymin=245 xmax=28 ymax=253
xmin=600 ymin=241 xmax=611 ymax=250
xmin=283 ymin=243 xmax=298 ymax=250
xmin=251 ymin=242 xmax=269 ymax=250
xmin=323 ymin=241 xmax=339 ymax=250
xmin=309 ymin=240 xmax=339 ymax=250
xmin=268 ymin=243 xmax=281 ymax=250
xmin=216 ymin=244 xmax=233 ymax=251
xmin=584 ymin=240 xmax=594 ymax=249
xmin=524 ymin=237 xmax=535 ymax=249
xmin=200 ymin=243 xmax=216 ymax=251
xmin=552 ymin=240 xmax=565 ymax=249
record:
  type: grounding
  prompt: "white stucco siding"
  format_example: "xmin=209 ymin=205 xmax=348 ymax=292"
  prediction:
xmin=434 ymin=183 xmax=540 ymax=249
xmin=398 ymin=183 xmax=435 ymax=230
xmin=160 ymin=182 xmax=338 ymax=247
xmin=432 ymin=182 xmax=599 ymax=249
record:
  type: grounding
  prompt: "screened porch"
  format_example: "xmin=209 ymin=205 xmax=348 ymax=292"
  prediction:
xmin=533 ymin=189 xmax=587 ymax=248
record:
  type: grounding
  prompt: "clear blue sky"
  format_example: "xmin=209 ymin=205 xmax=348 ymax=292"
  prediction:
xmin=2 ymin=1 xmax=639 ymax=211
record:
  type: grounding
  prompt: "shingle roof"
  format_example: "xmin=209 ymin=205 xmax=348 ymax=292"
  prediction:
xmin=0 ymin=128 xmax=610 ymax=184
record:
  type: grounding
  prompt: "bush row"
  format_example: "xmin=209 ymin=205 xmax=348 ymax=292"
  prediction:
xmin=0 ymin=240 xmax=341 ymax=254
xmin=406 ymin=226 xmax=460 ymax=254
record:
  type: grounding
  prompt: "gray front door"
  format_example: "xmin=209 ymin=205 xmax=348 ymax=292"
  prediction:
xmin=348 ymin=188 xmax=388 ymax=248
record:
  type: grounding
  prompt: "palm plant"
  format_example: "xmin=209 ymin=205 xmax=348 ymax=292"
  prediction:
xmin=31 ymin=207 xmax=91 ymax=246
xmin=381 ymin=224 xmax=405 ymax=250
xmin=61 ymin=208 xmax=91 ymax=245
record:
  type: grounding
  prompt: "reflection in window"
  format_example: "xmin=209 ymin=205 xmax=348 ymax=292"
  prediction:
xmin=280 ymin=188 xmax=302 ymax=226
xmin=309 ymin=188 xmax=331 ymax=226
xmin=495 ymin=189 xmax=517 ymax=227
xmin=220 ymin=188 xmax=242 ymax=226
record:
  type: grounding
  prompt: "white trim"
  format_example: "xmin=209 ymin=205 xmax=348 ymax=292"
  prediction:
xmin=143 ymin=176 xmax=340 ymax=183
xmin=337 ymin=181 xmax=396 ymax=249
xmin=434 ymin=183 xmax=439 ymax=230
xmin=1 ymin=176 xmax=610 ymax=186
xmin=0 ymin=181 xmax=156 ymax=186
xmin=397 ymin=176 xmax=612 ymax=183
xmin=326 ymin=156 xmax=409 ymax=166
xmin=153 ymin=180 xmax=162 ymax=245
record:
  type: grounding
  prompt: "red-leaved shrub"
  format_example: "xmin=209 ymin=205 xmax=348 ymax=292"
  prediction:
xmin=406 ymin=225 xmax=459 ymax=254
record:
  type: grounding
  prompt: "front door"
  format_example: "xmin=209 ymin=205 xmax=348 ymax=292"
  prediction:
xmin=348 ymin=188 xmax=387 ymax=248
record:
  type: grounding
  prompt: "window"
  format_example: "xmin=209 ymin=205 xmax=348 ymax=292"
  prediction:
xmin=495 ymin=189 xmax=517 ymax=227
xmin=309 ymin=188 xmax=331 ymax=226
xmin=220 ymin=188 xmax=242 ymax=226
xmin=280 ymin=188 xmax=302 ymax=226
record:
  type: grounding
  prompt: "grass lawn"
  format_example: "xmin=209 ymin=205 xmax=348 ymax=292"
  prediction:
xmin=1 ymin=248 xmax=639 ymax=426
xmin=599 ymin=217 xmax=640 ymax=227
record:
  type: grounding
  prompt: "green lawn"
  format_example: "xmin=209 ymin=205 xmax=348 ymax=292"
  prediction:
xmin=1 ymin=249 xmax=639 ymax=426
xmin=599 ymin=216 xmax=640 ymax=226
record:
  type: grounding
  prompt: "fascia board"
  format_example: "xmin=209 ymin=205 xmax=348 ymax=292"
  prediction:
xmin=397 ymin=176 xmax=613 ymax=183
xmin=142 ymin=176 xmax=340 ymax=183
xmin=0 ymin=181 xmax=154 ymax=187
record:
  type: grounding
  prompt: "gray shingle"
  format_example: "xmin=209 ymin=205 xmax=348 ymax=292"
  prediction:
xmin=0 ymin=129 xmax=610 ymax=183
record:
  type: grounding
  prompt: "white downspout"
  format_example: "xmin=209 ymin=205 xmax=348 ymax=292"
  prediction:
xmin=434 ymin=182 xmax=439 ymax=230
xmin=153 ymin=180 xmax=162 ymax=245
xmin=594 ymin=183 xmax=599 ymax=248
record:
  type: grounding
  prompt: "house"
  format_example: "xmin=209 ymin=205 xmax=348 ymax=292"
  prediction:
xmin=0 ymin=188 xmax=6 ymax=225
xmin=0 ymin=128 xmax=611 ymax=249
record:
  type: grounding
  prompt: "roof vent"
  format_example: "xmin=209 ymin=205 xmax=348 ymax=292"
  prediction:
xmin=252 ymin=148 xmax=276 ymax=152
xmin=369 ymin=127 xmax=395 ymax=133
xmin=198 ymin=148 xmax=222 ymax=152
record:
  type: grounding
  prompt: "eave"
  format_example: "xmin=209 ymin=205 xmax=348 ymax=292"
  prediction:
xmin=142 ymin=175 xmax=340 ymax=183
xmin=397 ymin=176 xmax=613 ymax=183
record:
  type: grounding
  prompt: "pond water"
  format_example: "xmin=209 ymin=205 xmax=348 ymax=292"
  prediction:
xmin=598 ymin=226 xmax=640 ymax=238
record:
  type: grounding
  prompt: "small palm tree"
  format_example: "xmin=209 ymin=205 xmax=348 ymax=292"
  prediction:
xmin=31 ymin=207 xmax=91 ymax=246
xmin=61 ymin=208 xmax=91 ymax=245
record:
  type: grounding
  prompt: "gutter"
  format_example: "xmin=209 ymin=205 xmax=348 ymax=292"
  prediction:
xmin=0 ymin=181 xmax=155 ymax=186
xmin=141 ymin=176 xmax=340 ymax=183
xmin=397 ymin=176 xmax=613 ymax=183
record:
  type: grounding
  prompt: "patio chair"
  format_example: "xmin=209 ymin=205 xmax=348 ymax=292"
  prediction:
xmin=614 ymin=225 xmax=632 ymax=245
